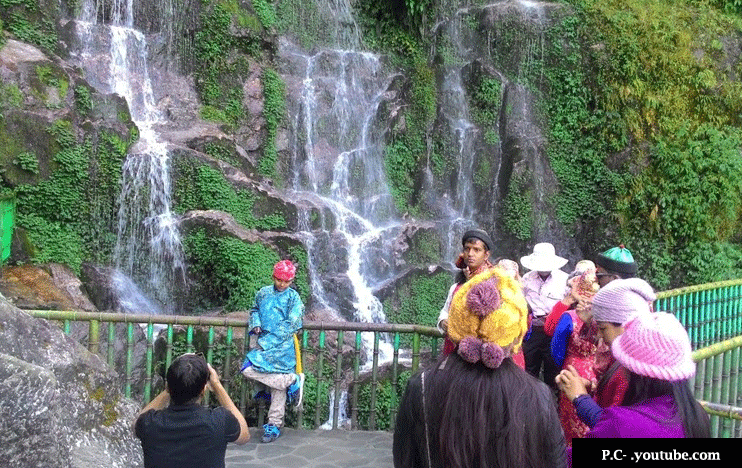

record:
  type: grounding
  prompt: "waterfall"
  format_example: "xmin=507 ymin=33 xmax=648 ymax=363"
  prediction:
xmin=71 ymin=0 xmax=185 ymax=313
xmin=436 ymin=8 xmax=492 ymax=265
xmin=281 ymin=2 xmax=401 ymax=364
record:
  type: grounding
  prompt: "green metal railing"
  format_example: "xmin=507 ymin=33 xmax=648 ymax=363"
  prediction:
xmin=24 ymin=278 xmax=742 ymax=435
xmin=0 ymin=196 xmax=15 ymax=265
xmin=655 ymin=279 xmax=742 ymax=437
xmin=691 ymin=335 xmax=742 ymax=438
xmin=26 ymin=309 xmax=441 ymax=431
xmin=655 ymin=279 xmax=742 ymax=350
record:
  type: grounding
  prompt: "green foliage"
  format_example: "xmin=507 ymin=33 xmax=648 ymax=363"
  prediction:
xmin=384 ymin=52 xmax=436 ymax=212
xmin=259 ymin=68 xmax=286 ymax=180
xmin=74 ymin=85 xmax=93 ymax=115
xmin=1 ymin=0 xmax=58 ymax=54
xmin=174 ymin=161 xmax=286 ymax=230
xmin=470 ymin=76 xmax=502 ymax=129
xmin=204 ymin=141 xmax=240 ymax=166
xmin=717 ymin=0 xmax=742 ymax=14
xmin=383 ymin=272 xmax=450 ymax=347
xmin=17 ymin=212 xmax=84 ymax=270
xmin=273 ymin=0 xmax=326 ymax=49
xmin=193 ymin=1 xmax=253 ymax=127
xmin=183 ymin=228 xmax=279 ymax=311
xmin=12 ymin=151 xmax=37 ymax=174
xmin=618 ymin=125 xmax=742 ymax=287
xmin=0 ymin=82 xmax=23 ymax=109
xmin=356 ymin=370 xmax=410 ymax=430
xmin=251 ymin=0 xmax=276 ymax=29
xmin=14 ymin=122 xmax=86 ymax=271
xmin=502 ymin=171 xmax=533 ymax=241
xmin=473 ymin=156 xmax=491 ymax=190
xmin=571 ymin=0 xmax=742 ymax=137
xmin=9 ymin=116 xmax=129 ymax=272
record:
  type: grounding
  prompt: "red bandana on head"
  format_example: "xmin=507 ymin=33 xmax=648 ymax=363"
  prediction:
xmin=273 ymin=260 xmax=296 ymax=281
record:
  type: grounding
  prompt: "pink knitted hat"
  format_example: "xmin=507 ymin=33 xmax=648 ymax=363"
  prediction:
xmin=591 ymin=278 xmax=655 ymax=324
xmin=273 ymin=260 xmax=296 ymax=281
xmin=611 ymin=312 xmax=695 ymax=381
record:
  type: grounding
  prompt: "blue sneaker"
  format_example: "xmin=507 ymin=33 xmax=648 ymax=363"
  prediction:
xmin=287 ymin=373 xmax=304 ymax=407
xmin=262 ymin=423 xmax=280 ymax=443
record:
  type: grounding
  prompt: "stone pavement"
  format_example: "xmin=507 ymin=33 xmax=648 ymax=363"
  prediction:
xmin=225 ymin=428 xmax=394 ymax=468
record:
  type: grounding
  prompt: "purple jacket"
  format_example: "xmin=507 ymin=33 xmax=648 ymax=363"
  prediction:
xmin=587 ymin=394 xmax=685 ymax=438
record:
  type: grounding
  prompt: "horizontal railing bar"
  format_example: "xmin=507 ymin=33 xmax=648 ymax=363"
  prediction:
xmin=23 ymin=309 xmax=444 ymax=336
xmin=692 ymin=335 xmax=742 ymax=361
xmin=656 ymin=279 xmax=742 ymax=299
xmin=697 ymin=401 xmax=742 ymax=421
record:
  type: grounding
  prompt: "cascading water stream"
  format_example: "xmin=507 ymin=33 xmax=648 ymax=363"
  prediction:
xmin=281 ymin=4 xmax=402 ymax=426
xmin=72 ymin=0 xmax=185 ymax=313
xmin=285 ymin=44 xmax=397 ymax=360
xmin=436 ymin=10 xmax=486 ymax=265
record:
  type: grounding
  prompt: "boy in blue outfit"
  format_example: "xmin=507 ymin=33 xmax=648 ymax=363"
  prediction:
xmin=241 ymin=259 xmax=305 ymax=443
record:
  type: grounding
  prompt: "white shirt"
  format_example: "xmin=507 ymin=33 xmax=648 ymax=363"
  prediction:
xmin=436 ymin=284 xmax=458 ymax=332
xmin=521 ymin=269 xmax=569 ymax=317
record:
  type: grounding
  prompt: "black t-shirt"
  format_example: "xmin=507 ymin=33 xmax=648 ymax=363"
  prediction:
xmin=135 ymin=403 xmax=241 ymax=468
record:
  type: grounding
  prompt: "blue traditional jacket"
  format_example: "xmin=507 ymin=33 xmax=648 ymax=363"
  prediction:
xmin=245 ymin=285 xmax=304 ymax=374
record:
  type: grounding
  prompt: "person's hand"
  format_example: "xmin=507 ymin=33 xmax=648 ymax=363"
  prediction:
xmin=556 ymin=365 xmax=590 ymax=401
xmin=251 ymin=327 xmax=263 ymax=335
xmin=440 ymin=319 xmax=448 ymax=333
xmin=206 ymin=364 xmax=220 ymax=392
xmin=561 ymin=291 xmax=577 ymax=307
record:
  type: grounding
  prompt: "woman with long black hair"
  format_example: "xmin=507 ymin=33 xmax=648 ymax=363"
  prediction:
xmin=394 ymin=268 xmax=566 ymax=468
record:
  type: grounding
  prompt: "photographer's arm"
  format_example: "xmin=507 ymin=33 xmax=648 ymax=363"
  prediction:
xmin=133 ymin=388 xmax=170 ymax=436
xmin=207 ymin=365 xmax=250 ymax=444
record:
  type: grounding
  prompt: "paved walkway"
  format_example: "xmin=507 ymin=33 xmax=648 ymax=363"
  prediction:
xmin=225 ymin=428 xmax=394 ymax=468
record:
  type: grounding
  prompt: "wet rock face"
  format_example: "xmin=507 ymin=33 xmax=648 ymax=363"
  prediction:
xmin=0 ymin=264 xmax=96 ymax=311
xmin=0 ymin=299 xmax=143 ymax=468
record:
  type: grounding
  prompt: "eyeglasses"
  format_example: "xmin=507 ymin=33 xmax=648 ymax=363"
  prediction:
xmin=595 ymin=273 xmax=614 ymax=279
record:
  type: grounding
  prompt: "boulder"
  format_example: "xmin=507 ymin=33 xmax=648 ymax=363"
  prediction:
xmin=0 ymin=264 xmax=96 ymax=311
xmin=0 ymin=297 xmax=143 ymax=468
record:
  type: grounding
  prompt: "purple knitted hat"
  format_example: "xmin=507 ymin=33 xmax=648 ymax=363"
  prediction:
xmin=611 ymin=312 xmax=695 ymax=381
xmin=591 ymin=278 xmax=655 ymax=324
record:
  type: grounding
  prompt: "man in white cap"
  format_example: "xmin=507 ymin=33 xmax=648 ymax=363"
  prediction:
xmin=520 ymin=242 xmax=569 ymax=389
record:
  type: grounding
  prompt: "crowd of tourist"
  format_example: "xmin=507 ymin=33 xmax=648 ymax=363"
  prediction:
xmin=394 ymin=230 xmax=710 ymax=468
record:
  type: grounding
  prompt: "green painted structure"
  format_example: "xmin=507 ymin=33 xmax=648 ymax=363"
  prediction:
xmin=26 ymin=278 xmax=742 ymax=437
xmin=0 ymin=196 xmax=15 ymax=264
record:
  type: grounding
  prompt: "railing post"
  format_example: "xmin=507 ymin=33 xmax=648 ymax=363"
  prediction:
xmin=351 ymin=331 xmax=361 ymax=430
xmin=297 ymin=329 xmax=308 ymax=428
xmin=126 ymin=322 xmax=134 ymax=399
xmin=166 ymin=325 xmax=173 ymax=372
xmin=205 ymin=327 xmax=215 ymax=406
xmin=315 ymin=329 xmax=326 ymax=428
xmin=186 ymin=325 xmax=194 ymax=353
xmin=412 ymin=332 xmax=420 ymax=373
xmin=88 ymin=319 xmax=99 ymax=354
xmin=107 ymin=322 xmax=115 ymax=367
xmin=390 ymin=332 xmax=400 ymax=430
xmin=332 ymin=330 xmax=344 ymax=430
xmin=223 ymin=327 xmax=233 ymax=396
xmin=144 ymin=323 xmax=154 ymax=403
xmin=369 ymin=331 xmax=379 ymax=431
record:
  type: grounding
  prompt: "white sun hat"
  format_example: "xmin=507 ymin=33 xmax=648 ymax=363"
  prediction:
xmin=520 ymin=242 xmax=568 ymax=272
